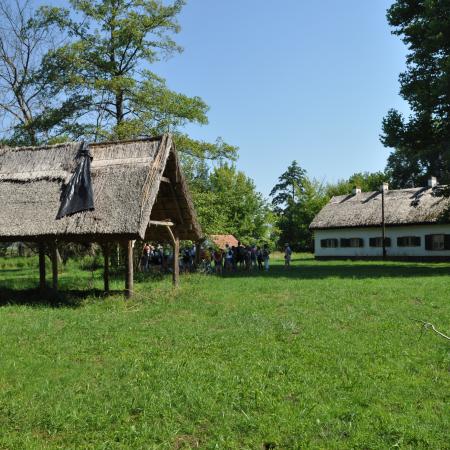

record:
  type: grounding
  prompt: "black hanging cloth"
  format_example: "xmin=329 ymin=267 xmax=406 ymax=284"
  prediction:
xmin=56 ymin=142 xmax=94 ymax=219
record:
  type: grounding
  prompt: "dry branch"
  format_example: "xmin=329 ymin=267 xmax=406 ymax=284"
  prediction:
xmin=412 ymin=319 xmax=450 ymax=341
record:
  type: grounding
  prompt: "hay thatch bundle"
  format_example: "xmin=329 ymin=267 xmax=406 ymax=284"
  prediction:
xmin=0 ymin=134 xmax=202 ymax=242
xmin=310 ymin=187 xmax=450 ymax=230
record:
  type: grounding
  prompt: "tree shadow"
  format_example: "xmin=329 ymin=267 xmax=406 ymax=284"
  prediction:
xmin=224 ymin=262 xmax=450 ymax=280
xmin=0 ymin=287 xmax=123 ymax=308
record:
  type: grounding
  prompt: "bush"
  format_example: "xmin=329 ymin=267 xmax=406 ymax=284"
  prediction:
xmin=79 ymin=254 xmax=103 ymax=271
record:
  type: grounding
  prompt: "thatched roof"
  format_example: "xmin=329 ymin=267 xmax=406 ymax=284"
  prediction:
xmin=310 ymin=187 xmax=450 ymax=230
xmin=209 ymin=234 xmax=239 ymax=249
xmin=0 ymin=134 xmax=202 ymax=242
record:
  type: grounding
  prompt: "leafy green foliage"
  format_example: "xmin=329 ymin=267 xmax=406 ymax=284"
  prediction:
xmin=0 ymin=255 xmax=449 ymax=448
xmin=39 ymin=0 xmax=237 ymax=162
xmin=326 ymin=171 xmax=388 ymax=196
xmin=270 ymin=160 xmax=307 ymax=210
xmin=271 ymin=164 xmax=390 ymax=250
xmin=381 ymin=0 xmax=450 ymax=187
xmin=191 ymin=164 xmax=275 ymax=243
xmin=271 ymin=161 xmax=327 ymax=251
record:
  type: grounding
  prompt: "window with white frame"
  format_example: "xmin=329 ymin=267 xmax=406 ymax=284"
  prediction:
xmin=369 ymin=237 xmax=391 ymax=247
xmin=425 ymin=234 xmax=450 ymax=251
xmin=340 ymin=238 xmax=364 ymax=248
xmin=397 ymin=236 xmax=421 ymax=247
xmin=320 ymin=239 xmax=338 ymax=248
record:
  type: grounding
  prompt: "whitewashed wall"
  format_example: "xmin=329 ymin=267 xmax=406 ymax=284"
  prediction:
xmin=313 ymin=224 xmax=450 ymax=258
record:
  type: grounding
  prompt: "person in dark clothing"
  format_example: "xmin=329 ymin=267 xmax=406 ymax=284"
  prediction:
xmin=256 ymin=246 xmax=263 ymax=270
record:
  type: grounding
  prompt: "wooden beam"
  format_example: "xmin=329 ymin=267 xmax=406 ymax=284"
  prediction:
xmin=38 ymin=243 xmax=46 ymax=294
xmin=51 ymin=242 xmax=58 ymax=292
xmin=124 ymin=240 xmax=134 ymax=298
xmin=149 ymin=220 xmax=175 ymax=227
xmin=103 ymin=243 xmax=110 ymax=294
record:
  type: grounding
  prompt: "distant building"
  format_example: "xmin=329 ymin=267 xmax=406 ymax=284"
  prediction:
xmin=209 ymin=234 xmax=239 ymax=249
xmin=310 ymin=177 xmax=450 ymax=260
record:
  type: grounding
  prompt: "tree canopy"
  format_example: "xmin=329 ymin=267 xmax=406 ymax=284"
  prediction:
xmin=0 ymin=0 xmax=90 ymax=145
xmin=0 ymin=0 xmax=237 ymax=163
xmin=326 ymin=171 xmax=388 ymax=197
xmin=381 ymin=0 xmax=450 ymax=188
xmin=191 ymin=164 xmax=275 ymax=244
xmin=270 ymin=161 xmax=328 ymax=251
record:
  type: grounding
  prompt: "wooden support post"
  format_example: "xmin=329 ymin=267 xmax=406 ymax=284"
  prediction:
xmin=103 ymin=243 xmax=110 ymax=294
xmin=166 ymin=225 xmax=179 ymax=287
xmin=38 ymin=243 xmax=46 ymax=293
xmin=172 ymin=235 xmax=180 ymax=287
xmin=124 ymin=240 xmax=134 ymax=298
xmin=51 ymin=242 xmax=58 ymax=292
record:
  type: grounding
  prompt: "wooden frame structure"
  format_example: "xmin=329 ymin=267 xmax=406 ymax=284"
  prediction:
xmin=0 ymin=134 xmax=202 ymax=297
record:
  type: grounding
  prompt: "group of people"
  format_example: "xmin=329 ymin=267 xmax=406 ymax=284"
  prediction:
xmin=199 ymin=243 xmax=271 ymax=274
xmin=139 ymin=243 xmax=173 ymax=272
xmin=140 ymin=242 xmax=197 ymax=273
xmin=200 ymin=242 xmax=293 ymax=274
xmin=140 ymin=241 xmax=293 ymax=275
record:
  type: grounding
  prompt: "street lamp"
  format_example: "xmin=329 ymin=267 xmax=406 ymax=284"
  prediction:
xmin=380 ymin=182 xmax=388 ymax=259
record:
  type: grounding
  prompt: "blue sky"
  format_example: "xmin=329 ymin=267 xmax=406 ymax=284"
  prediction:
xmin=150 ymin=0 xmax=409 ymax=196
xmin=47 ymin=0 xmax=409 ymax=197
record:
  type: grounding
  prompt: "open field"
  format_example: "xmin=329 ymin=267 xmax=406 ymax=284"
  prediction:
xmin=0 ymin=254 xmax=449 ymax=449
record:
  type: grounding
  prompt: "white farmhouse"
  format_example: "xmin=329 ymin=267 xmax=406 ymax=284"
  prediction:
xmin=310 ymin=178 xmax=450 ymax=260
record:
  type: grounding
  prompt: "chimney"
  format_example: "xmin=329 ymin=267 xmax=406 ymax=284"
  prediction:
xmin=428 ymin=176 xmax=437 ymax=188
xmin=352 ymin=186 xmax=361 ymax=195
xmin=380 ymin=182 xmax=389 ymax=192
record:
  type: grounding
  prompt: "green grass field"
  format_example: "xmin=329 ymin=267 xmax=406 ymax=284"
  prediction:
xmin=0 ymin=254 xmax=449 ymax=449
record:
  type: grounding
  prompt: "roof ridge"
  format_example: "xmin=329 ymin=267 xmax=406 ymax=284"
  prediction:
xmin=2 ymin=135 xmax=168 ymax=152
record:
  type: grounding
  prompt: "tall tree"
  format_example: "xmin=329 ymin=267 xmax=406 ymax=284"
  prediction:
xmin=381 ymin=0 xmax=450 ymax=188
xmin=42 ymin=0 xmax=236 ymax=161
xmin=289 ymin=178 xmax=328 ymax=250
xmin=0 ymin=0 xmax=88 ymax=145
xmin=270 ymin=162 xmax=324 ymax=251
xmin=270 ymin=161 xmax=307 ymax=211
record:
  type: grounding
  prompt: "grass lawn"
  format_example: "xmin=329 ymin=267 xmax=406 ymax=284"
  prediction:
xmin=0 ymin=254 xmax=449 ymax=449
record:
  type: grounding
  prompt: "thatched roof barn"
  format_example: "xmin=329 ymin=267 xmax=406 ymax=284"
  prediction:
xmin=0 ymin=134 xmax=201 ymax=242
xmin=0 ymin=134 xmax=202 ymax=295
xmin=310 ymin=186 xmax=449 ymax=230
xmin=310 ymin=180 xmax=450 ymax=260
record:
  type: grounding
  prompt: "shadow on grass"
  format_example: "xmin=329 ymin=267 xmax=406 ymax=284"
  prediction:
xmin=223 ymin=262 xmax=450 ymax=280
xmin=0 ymin=287 xmax=124 ymax=308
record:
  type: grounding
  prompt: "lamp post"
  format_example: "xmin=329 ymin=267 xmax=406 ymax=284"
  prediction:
xmin=381 ymin=182 xmax=388 ymax=259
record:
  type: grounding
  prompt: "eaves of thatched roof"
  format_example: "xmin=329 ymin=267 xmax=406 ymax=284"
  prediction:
xmin=0 ymin=134 xmax=202 ymax=242
xmin=310 ymin=187 xmax=450 ymax=230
